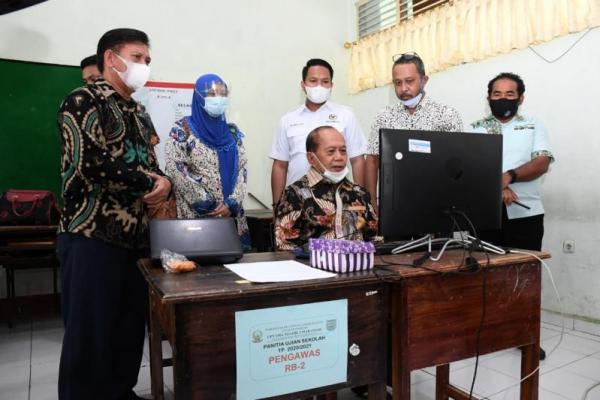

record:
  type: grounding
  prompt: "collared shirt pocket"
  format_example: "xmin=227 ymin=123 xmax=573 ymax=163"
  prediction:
xmin=286 ymin=122 xmax=310 ymax=155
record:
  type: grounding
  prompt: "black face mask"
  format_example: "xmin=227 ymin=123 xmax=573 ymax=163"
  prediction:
xmin=489 ymin=98 xmax=519 ymax=119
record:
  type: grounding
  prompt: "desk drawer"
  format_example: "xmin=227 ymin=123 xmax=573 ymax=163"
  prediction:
xmin=172 ymin=283 xmax=388 ymax=398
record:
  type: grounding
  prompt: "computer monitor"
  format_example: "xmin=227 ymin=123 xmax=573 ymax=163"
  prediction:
xmin=378 ymin=129 xmax=503 ymax=240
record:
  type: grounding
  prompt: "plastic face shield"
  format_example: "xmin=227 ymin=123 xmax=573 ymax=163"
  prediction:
xmin=197 ymin=81 xmax=229 ymax=98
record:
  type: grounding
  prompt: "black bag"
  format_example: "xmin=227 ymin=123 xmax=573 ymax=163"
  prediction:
xmin=0 ymin=189 xmax=61 ymax=226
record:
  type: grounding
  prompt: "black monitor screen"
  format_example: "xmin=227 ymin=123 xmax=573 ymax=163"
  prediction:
xmin=378 ymin=129 xmax=503 ymax=240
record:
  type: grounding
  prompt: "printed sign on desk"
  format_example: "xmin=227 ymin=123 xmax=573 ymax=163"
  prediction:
xmin=235 ymin=299 xmax=348 ymax=399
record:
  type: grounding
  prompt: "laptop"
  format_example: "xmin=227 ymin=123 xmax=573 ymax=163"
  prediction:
xmin=150 ymin=218 xmax=243 ymax=264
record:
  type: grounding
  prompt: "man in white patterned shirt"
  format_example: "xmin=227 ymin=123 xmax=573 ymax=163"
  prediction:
xmin=365 ymin=53 xmax=463 ymax=209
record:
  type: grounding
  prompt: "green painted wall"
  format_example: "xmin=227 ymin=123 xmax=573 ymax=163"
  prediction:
xmin=0 ymin=59 xmax=81 ymax=199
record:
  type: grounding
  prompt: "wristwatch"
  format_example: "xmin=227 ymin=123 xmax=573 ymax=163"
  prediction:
xmin=507 ymin=169 xmax=517 ymax=184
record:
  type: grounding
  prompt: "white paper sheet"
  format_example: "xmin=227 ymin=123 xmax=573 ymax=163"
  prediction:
xmin=224 ymin=260 xmax=337 ymax=283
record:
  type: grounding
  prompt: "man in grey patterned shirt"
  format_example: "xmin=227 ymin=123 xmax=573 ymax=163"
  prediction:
xmin=365 ymin=53 xmax=463 ymax=209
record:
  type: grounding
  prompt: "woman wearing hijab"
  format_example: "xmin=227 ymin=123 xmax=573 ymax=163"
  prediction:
xmin=165 ymin=73 xmax=251 ymax=249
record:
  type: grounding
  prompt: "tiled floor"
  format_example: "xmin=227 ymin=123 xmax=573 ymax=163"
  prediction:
xmin=1 ymin=317 xmax=600 ymax=400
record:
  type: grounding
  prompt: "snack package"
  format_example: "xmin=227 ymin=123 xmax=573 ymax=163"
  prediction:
xmin=160 ymin=249 xmax=197 ymax=273
xmin=308 ymin=238 xmax=375 ymax=273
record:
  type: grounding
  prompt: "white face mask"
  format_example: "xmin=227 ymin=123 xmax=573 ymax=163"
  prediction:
xmin=323 ymin=166 xmax=349 ymax=183
xmin=399 ymin=91 xmax=423 ymax=108
xmin=312 ymin=153 xmax=348 ymax=183
xmin=305 ymin=85 xmax=331 ymax=105
xmin=204 ymin=96 xmax=229 ymax=117
xmin=112 ymin=53 xmax=151 ymax=92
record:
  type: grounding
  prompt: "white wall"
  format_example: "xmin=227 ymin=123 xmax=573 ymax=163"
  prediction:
xmin=0 ymin=0 xmax=356 ymax=296
xmin=0 ymin=0 xmax=356 ymax=207
xmin=1 ymin=1 xmax=599 ymax=323
xmin=348 ymin=28 xmax=600 ymax=321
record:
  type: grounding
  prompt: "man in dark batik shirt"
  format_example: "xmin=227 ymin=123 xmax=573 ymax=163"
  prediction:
xmin=56 ymin=28 xmax=171 ymax=400
xmin=275 ymin=125 xmax=378 ymax=250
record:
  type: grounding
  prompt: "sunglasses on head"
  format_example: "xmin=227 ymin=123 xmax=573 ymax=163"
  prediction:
xmin=392 ymin=52 xmax=422 ymax=63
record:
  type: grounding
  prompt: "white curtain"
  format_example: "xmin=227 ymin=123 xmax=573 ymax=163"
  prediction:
xmin=348 ymin=0 xmax=600 ymax=93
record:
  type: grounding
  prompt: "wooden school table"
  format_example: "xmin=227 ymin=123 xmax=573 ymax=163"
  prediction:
xmin=139 ymin=252 xmax=392 ymax=399
xmin=381 ymin=249 xmax=549 ymax=400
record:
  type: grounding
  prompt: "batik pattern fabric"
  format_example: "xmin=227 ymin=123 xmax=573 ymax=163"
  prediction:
xmin=275 ymin=168 xmax=378 ymax=250
xmin=367 ymin=95 xmax=464 ymax=155
xmin=165 ymin=118 xmax=251 ymax=249
xmin=137 ymin=104 xmax=160 ymax=147
xmin=471 ymin=114 xmax=555 ymax=165
xmin=471 ymin=114 xmax=555 ymax=162
xmin=57 ymin=79 xmax=165 ymax=249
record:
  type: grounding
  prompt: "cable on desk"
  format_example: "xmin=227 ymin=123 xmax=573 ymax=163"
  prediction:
xmin=377 ymin=256 xmax=485 ymax=276
xmin=376 ymin=209 xmax=478 ymax=276
xmin=376 ymin=257 xmax=441 ymax=274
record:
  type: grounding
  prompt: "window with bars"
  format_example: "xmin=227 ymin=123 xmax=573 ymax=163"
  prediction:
xmin=357 ymin=0 xmax=451 ymax=38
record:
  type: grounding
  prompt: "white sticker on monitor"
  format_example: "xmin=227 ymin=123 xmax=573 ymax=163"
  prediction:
xmin=408 ymin=139 xmax=431 ymax=154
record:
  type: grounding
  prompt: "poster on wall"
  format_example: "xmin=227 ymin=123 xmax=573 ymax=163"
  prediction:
xmin=133 ymin=81 xmax=194 ymax=169
xmin=235 ymin=299 xmax=348 ymax=400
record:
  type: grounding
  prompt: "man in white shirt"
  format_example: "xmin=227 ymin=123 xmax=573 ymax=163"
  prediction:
xmin=270 ymin=58 xmax=367 ymax=205
xmin=471 ymin=72 xmax=553 ymax=362
xmin=471 ymin=72 xmax=554 ymax=251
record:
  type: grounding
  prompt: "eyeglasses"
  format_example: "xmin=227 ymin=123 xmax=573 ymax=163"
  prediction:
xmin=392 ymin=52 xmax=422 ymax=63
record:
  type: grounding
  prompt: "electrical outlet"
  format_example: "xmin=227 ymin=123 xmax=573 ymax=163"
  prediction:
xmin=563 ymin=240 xmax=575 ymax=253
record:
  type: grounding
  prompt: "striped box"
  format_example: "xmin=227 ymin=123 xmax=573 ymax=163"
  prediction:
xmin=308 ymin=239 xmax=375 ymax=273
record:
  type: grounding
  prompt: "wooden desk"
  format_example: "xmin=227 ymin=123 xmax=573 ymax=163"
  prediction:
xmin=0 ymin=225 xmax=59 ymax=322
xmin=380 ymin=250 xmax=548 ymax=400
xmin=139 ymin=252 xmax=392 ymax=399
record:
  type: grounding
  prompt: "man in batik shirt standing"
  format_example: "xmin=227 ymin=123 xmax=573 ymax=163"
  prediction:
xmin=56 ymin=28 xmax=171 ymax=400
